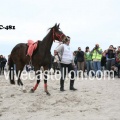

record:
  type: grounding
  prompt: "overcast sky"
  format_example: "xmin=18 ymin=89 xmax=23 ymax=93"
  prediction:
xmin=0 ymin=0 xmax=120 ymax=58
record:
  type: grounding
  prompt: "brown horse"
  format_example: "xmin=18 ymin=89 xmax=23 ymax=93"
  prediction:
xmin=9 ymin=23 xmax=66 ymax=95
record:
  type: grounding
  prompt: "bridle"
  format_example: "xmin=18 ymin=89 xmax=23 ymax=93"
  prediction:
xmin=52 ymin=28 xmax=65 ymax=42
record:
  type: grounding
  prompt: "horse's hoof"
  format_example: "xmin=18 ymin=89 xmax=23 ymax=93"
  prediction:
xmin=29 ymin=89 xmax=34 ymax=93
xmin=23 ymin=90 xmax=27 ymax=93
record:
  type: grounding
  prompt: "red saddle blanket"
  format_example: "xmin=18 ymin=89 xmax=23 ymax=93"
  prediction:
xmin=27 ymin=40 xmax=38 ymax=57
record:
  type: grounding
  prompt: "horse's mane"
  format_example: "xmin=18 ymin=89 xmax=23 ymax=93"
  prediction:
xmin=47 ymin=24 xmax=60 ymax=31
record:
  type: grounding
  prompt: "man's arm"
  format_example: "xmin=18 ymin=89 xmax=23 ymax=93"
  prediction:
xmin=96 ymin=48 xmax=102 ymax=54
xmin=55 ymin=44 xmax=64 ymax=57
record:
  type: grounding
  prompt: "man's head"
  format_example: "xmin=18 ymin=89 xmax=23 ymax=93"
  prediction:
xmin=109 ymin=45 xmax=113 ymax=49
xmin=85 ymin=46 xmax=89 ymax=52
xmin=95 ymin=44 xmax=99 ymax=49
xmin=0 ymin=55 xmax=3 ymax=58
xmin=118 ymin=46 xmax=120 ymax=51
xmin=78 ymin=47 xmax=81 ymax=51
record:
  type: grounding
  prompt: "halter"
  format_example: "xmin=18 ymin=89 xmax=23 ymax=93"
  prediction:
xmin=52 ymin=28 xmax=64 ymax=42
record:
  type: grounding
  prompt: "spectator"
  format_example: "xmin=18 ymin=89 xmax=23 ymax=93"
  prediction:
xmin=73 ymin=51 xmax=77 ymax=76
xmin=84 ymin=46 xmax=94 ymax=76
xmin=0 ymin=55 xmax=7 ymax=75
xmin=91 ymin=44 xmax=102 ymax=77
xmin=116 ymin=46 xmax=120 ymax=78
xmin=101 ymin=50 xmax=107 ymax=72
xmin=114 ymin=47 xmax=117 ymax=53
xmin=106 ymin=45 xmax=116 ymax=71
xmin=76 ymin=47 xmax=85 ymax=77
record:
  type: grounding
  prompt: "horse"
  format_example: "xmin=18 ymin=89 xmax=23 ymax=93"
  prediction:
xmin=8 ymin=23 xmax=66 ymax=95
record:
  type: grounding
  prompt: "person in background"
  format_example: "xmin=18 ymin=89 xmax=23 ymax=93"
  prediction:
xmin=114 ymin=47 xmax=117 ymax=53
xmin=106 ymin=45 xmax=116 ymax=72
xmin=84 ymin=46 xmax=94 ymax=76
xmin=116 ymin=46 xmax=120 ymax=78
xmin=0 ymin=55 xmax=7 ymax=75
xmin=91 ymin=44 xmax=102 ymax=77
xmin=76 ymin=47 xmax=85 ymax=77
xmin=73 ymin=51 xmax=78 ymax=76
xmin=101 ymin=50 xmax=107 ymax=72
xmin=55 ymin=36 xmax=77 ymax=91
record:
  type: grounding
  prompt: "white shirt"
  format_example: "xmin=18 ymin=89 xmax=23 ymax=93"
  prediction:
xmin=55 ymin=44 xmax=73 ymax=64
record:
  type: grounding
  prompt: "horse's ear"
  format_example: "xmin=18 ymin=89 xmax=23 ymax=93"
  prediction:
xmin=55 ymin=23 xmax=57 ymax=27
xmin=57 ymin=23 xmax=60 ymax=28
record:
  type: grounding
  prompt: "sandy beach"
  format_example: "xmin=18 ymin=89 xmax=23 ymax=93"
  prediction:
xmin=0 ymin=72 xmax=120 ymax=120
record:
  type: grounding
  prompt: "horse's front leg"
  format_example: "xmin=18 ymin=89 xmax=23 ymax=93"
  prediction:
xmin=16 ymin=66 xmax=27 ymax=93
xmin=30 ymin=69 xmax=41 ymax=93
xmin=43 ymin=66 xmax=50 ymax=96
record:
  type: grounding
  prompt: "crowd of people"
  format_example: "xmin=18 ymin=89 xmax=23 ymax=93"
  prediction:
xmin=0 ymin=55 xmax=7 ymax=75
xmin=53 ymin=44 xmax=120 ymax=79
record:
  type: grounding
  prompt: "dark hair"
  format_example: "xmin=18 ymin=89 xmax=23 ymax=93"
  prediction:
xmin=86 ymin=46 xmax=89 ymax=49
xmin=74 ymin=51 xmax=77 ymax=54
xmin=85 ymin=46 xmax=89 ymax=52
xmin=110 ymin=45 xmax=113 ymax=47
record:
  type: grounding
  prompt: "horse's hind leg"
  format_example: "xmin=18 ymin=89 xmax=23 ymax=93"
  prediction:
xmin=16 ymin=64 xmax=27 ymax=92
xmin=9 ymin=63 xmax=15 ymax=84
xmin=16 ymin=70 xmax=23 ymax=85
xmin=43 ymin=66 xmax=50 ymax=95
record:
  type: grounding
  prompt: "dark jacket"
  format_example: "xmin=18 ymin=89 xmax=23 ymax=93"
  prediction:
xmin=76 ymin=51 xmax=84 ymax=62
xmin=107 ymin=49 xmax=115 ymax=59
xmin=0 ymin=58 xmax=7 ymax=67
xmin=101 ymin=56 xmax=106 ymax=67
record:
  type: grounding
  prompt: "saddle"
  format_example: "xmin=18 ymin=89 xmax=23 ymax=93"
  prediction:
xmin=27 ymin=40 xmax=38 ymax=58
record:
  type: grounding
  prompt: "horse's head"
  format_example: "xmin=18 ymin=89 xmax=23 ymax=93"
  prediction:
xmin=52 ymin=23 xmax=67 ymax=42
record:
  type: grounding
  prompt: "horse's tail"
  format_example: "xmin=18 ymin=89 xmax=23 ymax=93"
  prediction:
xmin=8 ymin=56 xmax=15 ymax=84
